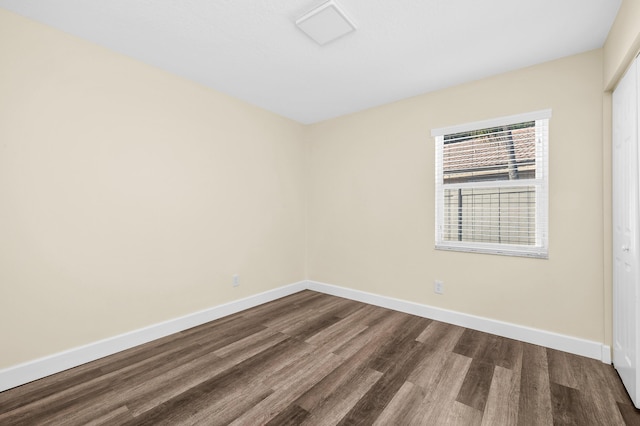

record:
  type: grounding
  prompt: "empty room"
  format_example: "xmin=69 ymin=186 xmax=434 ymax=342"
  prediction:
xmin=1 ymin=0 xmax=640 ymax=424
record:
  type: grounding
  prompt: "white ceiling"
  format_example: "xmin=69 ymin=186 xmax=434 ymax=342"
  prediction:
xmin=0 ymin=0 xmax=622 ymax=124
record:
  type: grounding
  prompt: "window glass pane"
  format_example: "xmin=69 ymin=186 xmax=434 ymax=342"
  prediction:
xmin=443 ymin=186 xmax=536 ymax=245
xmin=443 ymin=122 xmax=536 ymax=184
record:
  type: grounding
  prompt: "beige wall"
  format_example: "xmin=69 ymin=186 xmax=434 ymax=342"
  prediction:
xmin=604 ymin=0 xmax=640 ymax=90
xmin=0 ymin=9 xmax=307 ymax=369
xmin=307 ymin=50 xmax=605 ymax=342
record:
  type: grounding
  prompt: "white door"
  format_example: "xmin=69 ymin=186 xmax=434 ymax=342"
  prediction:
xmin=613 ymin=56 xmax=640 ymax=408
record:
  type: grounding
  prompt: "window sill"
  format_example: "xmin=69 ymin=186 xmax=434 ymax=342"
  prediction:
xmin=435 ymin=244 xmax=548 ymax=259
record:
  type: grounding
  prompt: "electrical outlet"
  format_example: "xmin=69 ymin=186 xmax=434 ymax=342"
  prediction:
xmin=232 ymin=274 xmax=239 ymax=287
xmin=434 ymin=280 xmax=444 ymax=294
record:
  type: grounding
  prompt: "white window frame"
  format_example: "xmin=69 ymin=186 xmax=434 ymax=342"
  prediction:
xmin=432 ymin=109 xmax=551 ymax=258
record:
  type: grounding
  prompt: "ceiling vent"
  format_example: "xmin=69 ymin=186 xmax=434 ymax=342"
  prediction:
xmin=295 ymin=0 xmax=357 ymax=46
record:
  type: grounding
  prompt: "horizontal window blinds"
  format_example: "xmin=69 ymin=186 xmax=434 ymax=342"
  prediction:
xmin=434 ymin=110 xmax=550 ymax=258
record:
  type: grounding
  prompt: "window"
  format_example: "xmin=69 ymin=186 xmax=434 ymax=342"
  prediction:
xmin=432 ymin=110 xmax=550 ymax=258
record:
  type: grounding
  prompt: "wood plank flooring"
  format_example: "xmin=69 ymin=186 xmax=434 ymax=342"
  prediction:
xmin=1 ymin=290 xmax=639 ymax=425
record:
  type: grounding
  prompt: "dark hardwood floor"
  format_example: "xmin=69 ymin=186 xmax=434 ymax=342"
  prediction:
xmin=1 ymin=290 xmax=639 ymax=425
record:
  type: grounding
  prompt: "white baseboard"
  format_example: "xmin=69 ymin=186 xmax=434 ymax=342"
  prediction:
xmin=0 ymin=281 xmax=307 ymax=393
xmin=0 ymin=279 xmax=611 ymax=393
xmin=305 ymin=280 xmax=611 ymax=364
xmin=602 ymin=344 xmax=612 ymax=364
